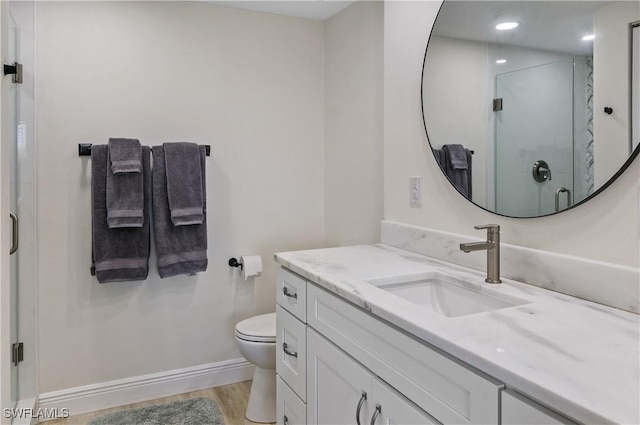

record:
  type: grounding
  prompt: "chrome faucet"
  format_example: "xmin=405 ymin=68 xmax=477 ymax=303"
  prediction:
xmin=460 ymin=224 xmax=501 ymax=283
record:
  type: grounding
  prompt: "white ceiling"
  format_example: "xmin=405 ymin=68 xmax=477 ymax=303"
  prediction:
xmin=433 ymin=1 xmax=617 ymax=56
xmin=198 ymin=0 xmax=355 ymax=21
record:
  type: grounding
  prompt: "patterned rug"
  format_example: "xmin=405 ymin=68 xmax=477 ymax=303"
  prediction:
xmin=87 ymin=397 xmax=224 ymax=425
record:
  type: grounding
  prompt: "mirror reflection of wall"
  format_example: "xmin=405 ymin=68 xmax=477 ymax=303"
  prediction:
xmin=422 ymin=1 xmax=640 ymax=218
xmin=593 ymin=2 xmax=639 ymax=186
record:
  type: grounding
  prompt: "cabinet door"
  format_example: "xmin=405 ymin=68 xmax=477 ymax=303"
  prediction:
xmin=370 ymin=378 xmax=440 ymax=425
xmin=307 ymin=328 xmax=372 ymax=425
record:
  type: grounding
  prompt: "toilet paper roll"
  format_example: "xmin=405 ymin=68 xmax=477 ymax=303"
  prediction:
xmin=240 ymin=255 xmax=263 ymax=280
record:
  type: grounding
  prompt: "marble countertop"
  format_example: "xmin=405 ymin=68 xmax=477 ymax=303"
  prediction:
xmin=274 ymin=244 xmax=640 ymax=425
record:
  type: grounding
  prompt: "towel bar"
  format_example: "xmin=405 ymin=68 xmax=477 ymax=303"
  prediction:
xmin=78 ymin=143 xmax=211 ymax=157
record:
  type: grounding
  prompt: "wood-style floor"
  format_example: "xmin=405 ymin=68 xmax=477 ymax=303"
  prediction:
xmin=42 ymin=381 xmax=273 ymax=425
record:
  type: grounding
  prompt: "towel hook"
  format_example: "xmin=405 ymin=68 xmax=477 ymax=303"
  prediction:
xmin=228 ymin=258 xmax=243 ymax=270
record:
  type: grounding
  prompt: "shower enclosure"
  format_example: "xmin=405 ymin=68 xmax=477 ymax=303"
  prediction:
xmin=5 ymin=0 xmax=36 ymax=418
xmin=494 ymin=57 xmax=592 ymax=217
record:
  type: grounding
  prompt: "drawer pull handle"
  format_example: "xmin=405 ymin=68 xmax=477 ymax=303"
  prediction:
xmin=283 ymin=415 xmax=289 ymax=425
xmin=370 ymin=403 xmax=381 ymax=425
xmin=282 ymin=342 xmax=298 ymax=358
xmin=282 ymin=287 xmax=298 ymax=299
xmin=356 ymin=391 xmax=367 ymax=425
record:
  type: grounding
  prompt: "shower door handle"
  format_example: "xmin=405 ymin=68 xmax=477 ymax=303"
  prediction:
xmin=9 ymin=212 xmax=18 ymax=255
xmin=555 ymin=188 xmax=572 ymax=212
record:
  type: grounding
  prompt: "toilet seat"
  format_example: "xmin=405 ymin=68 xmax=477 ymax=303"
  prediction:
xmin=235 ymin=312 xmax=276 ymax=343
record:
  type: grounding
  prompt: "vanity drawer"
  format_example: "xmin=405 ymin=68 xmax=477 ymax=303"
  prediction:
xmin=276 ymin=376 xmax=306 ymax=425
xmin=276 ymin=305 xmax=307 ymax=401
xmin=277 ymin=268 xmax=307 ymax=321
xmin=306 ymin=283 xmax=503 ymax=424
xmin=502 ymin=390 xmax=576 ymax=425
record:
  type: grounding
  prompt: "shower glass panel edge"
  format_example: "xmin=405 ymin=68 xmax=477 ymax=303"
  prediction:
xmin=8 ymin=0 xmax=37 ymax=418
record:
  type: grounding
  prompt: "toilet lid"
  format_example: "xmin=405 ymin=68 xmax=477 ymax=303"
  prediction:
xmin=235 ymin=312 xmax=276 ymax=343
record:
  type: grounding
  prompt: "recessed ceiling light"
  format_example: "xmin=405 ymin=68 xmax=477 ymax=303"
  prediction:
xmin=582 ymin=34 xmax=595 ymax=41
xmin=496 ymin=59 xmax=507 ymax=64
xmin=496 ymin=22 xmax=519 ymax=31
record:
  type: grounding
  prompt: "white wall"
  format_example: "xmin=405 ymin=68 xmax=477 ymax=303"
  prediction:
xmin=31 ymin=0 xmax=640 ymax=400
xmin=324 ymin=1 xmax=384 ymax=246
xmin=385 ymin=0 xmax=640 ymax=267
xmin=35 ymin=1 xmax=325 ymax=393
xmin=593 ymin=1 xmax=640 ymax=187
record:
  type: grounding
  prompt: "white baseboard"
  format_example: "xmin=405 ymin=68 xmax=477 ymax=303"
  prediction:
xmin=38 ymin=358 xmax=254 ymax=418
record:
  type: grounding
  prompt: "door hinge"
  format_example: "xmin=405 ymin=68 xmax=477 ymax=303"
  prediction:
xmin=12 ymin=342 xmax=24 ymax=366
xmin=4 ymin=62 xmax=23 ymax=84
xmin=493 ymin=98 xmax=503 ymax=111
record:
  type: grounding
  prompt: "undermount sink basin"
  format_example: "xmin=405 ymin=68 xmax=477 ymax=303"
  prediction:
xmin=365 ymin=271 xmax=529 ymax=318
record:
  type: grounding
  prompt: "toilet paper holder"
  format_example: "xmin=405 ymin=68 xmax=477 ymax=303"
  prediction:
xmin=228 ymin=258 xmax=243 ymax=270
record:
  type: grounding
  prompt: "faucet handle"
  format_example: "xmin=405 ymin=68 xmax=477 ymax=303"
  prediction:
xmin=474 ymin=224 xmax=500 ymax=233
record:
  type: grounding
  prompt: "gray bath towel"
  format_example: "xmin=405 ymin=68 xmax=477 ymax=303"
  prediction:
xmin=106 ymin=149 xmax=144 ymax=228
xmin=164 ymin=142 xmax=204 ymax=226
xmin=434 ymin=145 xmax=473 ymax=200
xmin=433 ymin=148 xmax=445 ymax=170
xmin=109 ymin=138 xmax=142 ymax=174
xmin=152 ymin=145 xmax=208 ymax=278
xmin=91 ymin=145 xmax=151 ymax=283
xmin=443 ymin=144 xmax=468 ymax=170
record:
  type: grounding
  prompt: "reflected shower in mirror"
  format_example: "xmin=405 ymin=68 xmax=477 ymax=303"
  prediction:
xmin=422 ymin=1 xmax=640 ymax=218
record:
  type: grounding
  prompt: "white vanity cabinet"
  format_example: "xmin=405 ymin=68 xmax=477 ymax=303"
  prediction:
xmin=306 ymin=282 xmax=502 ymax=424
xmin=307 ymin=327 xmax=438 ymax=425
xmin=276 ymin=266 xmax=578 ymax=425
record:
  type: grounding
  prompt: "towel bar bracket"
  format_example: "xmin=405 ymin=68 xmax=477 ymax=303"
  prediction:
xmin=79 ymin=143 xmax=92 ymax=156
xmin=78 ymin=143 xmax=211 ymax=157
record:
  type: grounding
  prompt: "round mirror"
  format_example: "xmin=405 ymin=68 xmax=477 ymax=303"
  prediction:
xmin=422 ymin=1 xmax=640 ymax=218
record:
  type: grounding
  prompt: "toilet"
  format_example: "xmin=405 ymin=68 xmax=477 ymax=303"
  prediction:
xmin=235 ymin=312 xmax=277 ymax=423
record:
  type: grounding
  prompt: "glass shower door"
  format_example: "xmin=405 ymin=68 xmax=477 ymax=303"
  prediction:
xmin=7 ymin=1 xmax=37 ymax=414
xmin=495 ymin=59 xmax=574 ymax=216
xmin=8 ymin=13 xmax=19 ymax=410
